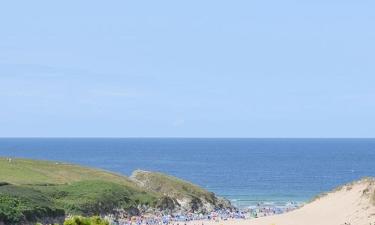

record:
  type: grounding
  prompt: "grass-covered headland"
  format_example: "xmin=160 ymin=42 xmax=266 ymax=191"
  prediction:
xmin=0 ymin=158 xmax=232 ymax=224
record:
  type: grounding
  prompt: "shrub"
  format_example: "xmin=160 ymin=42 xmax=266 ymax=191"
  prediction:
xmin=63 ymin=216 xmax=109 ymax=225
xmin=0 ymin=185 xmax=65 ymax=224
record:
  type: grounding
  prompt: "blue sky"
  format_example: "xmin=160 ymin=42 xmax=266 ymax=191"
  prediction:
xmin=0 ymin=1 xmax=374 ymax=137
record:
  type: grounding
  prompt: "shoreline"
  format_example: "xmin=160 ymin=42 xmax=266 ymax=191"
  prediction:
xmin=104 ymin=203 xmax=301 ymax=225
xmin=229 ymin=199 xmax=304 ymax=209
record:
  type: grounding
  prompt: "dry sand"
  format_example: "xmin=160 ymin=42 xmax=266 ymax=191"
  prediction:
xmin=191 ymin=178 xmax=375 ymax=225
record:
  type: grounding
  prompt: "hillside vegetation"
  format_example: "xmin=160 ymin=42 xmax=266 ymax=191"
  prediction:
xmin=0 ymin=183 xmax=65 ymax=224
xmin=130 ymin=170 xmax=232 ymax=212
xmin=0 ymin=158 xmax=136 ymax=187
xmin=0 ymin=158 xmax=232 ymax=224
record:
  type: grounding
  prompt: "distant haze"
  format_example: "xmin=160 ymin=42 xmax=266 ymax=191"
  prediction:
xmin=0 ymin=1 xmax=374 ymax=137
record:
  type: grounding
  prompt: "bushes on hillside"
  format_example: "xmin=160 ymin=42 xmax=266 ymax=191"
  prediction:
xmin=0 ymin=185 xmax=65 ymax=225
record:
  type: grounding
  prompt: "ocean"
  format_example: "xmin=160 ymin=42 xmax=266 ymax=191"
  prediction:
xmin=0 ymin=138 xmax=374 ymax=208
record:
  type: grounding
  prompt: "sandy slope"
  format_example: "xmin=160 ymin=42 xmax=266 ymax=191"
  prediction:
xmin=196 ymin=178 xmax=375 ymax=225
xmin=246 ymin=178 xmax=375 ymax=225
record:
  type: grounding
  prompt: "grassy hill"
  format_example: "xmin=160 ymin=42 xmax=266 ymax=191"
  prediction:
xmin=0 ymin=158 xmax=232 ymax=224
xmin=0 ymin=158 xmax=157 ymax=224
xmin=131 ymin=170 xmax=215 ymax=202
xmin=130 ymin=170 xmax=232 ymax=212
xmin=0 ymin=158 xmax=136 ymax=187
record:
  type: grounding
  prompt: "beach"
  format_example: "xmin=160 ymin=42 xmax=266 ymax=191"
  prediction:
xmin=186 ymin=178 xmax=375 ymax=225
xmin=117 ymin=178 xmax=374 ymax=225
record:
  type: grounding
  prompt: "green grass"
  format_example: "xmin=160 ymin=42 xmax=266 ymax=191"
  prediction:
xmin=36 ymin=180 xmax=156 ymax=215
xmin=0 ymin=158 xmax=158 ymax=224
xmin=0 ymin=158 xmax=136 ymax=187
xmin=131 ymin=170 xmax=216 ymax=204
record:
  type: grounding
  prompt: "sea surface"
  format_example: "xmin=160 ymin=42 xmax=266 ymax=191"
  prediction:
xmin=0 ymin=138 xmax=374 ymax=208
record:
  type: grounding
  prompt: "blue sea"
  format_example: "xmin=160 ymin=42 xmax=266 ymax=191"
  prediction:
xmin=0 ymin=138 xmax=374 ymax=208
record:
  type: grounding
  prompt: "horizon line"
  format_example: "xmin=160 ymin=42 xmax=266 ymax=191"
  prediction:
xmin=0 ymin=137 xmax=375 ymax=139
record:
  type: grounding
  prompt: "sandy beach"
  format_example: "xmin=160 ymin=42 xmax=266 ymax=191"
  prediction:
xmin=185 ymin=178 xmax=375 ymax=225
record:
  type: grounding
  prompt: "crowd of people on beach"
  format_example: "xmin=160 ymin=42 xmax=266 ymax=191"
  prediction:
xmin=246 ymin=201 xmax=300 ymax=218
xmin=106 ymin=202 xmax=300 ymax=225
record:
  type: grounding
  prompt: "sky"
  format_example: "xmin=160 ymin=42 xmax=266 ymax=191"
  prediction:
xmin=0 ymin=0 xmax=374 ymax=137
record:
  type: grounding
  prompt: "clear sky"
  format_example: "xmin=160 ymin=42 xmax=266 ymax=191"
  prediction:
xmin=0 ymin=1 xmax=374 ymax=137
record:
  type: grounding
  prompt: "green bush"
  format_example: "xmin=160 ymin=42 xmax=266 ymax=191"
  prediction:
xmin=64 ymin=216 xmax=109 ymax=225
xmin=0 ymin=186 xmax=65 ymax=224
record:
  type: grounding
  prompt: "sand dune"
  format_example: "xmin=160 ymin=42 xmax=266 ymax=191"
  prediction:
xmin=246 ymin=178 xmax=375 ymax=225
xmin=202 ymin=178 xmax=375 ymax=225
